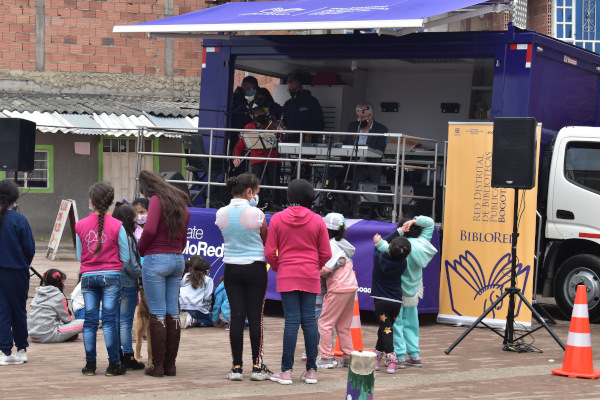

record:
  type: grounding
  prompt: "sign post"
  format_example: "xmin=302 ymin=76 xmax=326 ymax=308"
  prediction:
xmin=46 ymin=199 xmax=78 ymax=260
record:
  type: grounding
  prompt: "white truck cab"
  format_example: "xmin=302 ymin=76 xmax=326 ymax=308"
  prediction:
xmin=542 ymin=127 xmax=600 ymax=320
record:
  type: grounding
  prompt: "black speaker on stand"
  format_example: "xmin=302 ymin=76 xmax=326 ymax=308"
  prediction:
xmin=0 ymin=118 xmax=36 ymax=172
xmin=0 ymin=118 xmax=42 ymax=282
xmin=446 ymin=117 xmax=565 ymax=354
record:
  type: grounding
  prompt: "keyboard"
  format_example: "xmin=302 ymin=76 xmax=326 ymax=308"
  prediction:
xmin=278 ymin=143 xmax=383 ymax=158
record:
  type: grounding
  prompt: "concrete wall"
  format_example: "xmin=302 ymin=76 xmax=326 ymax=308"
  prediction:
xmin=15 ymin=131 xmax=99 ymax=238
xmin=13 ymin=131 xmax=185 ymax=237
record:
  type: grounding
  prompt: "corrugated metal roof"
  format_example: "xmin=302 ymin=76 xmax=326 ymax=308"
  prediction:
xmin=0 ymin=92 xmax=199 ymax=117
xmin=1 ymin=110 xmax=189 ymax=137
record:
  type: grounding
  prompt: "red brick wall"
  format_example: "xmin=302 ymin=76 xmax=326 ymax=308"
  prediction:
xmin=527 ymin=0 xmax=552 ymax=36
xmin=0 ymin=0 xmax=211 ymax=77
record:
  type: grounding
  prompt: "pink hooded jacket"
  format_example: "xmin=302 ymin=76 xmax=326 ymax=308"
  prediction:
xmin=264 ymin=206 xmax=332 ymax=294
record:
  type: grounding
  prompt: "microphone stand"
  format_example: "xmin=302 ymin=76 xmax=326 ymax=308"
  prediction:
xmin=315 ymin=134 xmax=334 ymax=211
xmin=343 ymin=112 xmax=364 ymax=186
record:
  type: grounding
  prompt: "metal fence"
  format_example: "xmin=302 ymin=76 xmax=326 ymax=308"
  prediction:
xmin=133 ymin=126 xmax=441 ymax=224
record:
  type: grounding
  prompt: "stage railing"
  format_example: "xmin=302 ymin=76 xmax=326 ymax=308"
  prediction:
xmin=133 ymin=126 xmax=440 ymax=223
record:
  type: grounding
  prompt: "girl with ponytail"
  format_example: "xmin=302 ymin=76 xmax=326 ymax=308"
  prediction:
xmin=0 ymin=179 xmax=35 ymax=366
xmin=75 ymin=182 xmax=130 ymax=377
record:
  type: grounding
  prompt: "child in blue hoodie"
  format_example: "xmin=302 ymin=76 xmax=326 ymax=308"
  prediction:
xmin=212 ymin=277 xmax=230 ymax=328
xmin=390 ymin=216 xmax=437 ymax=368
xmin=371 ymin=233 xmax=411 ymax=374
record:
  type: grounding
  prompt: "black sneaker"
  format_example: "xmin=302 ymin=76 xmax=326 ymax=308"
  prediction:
xmin=123 ymin=353 xmax=145 ymax=371
xmin=250 ymin=364 xmax=273 ymax=381
xmin=82 ymin=361 xmax=96 ymax=376
xmin=227 ymin=365 xmax=243 ymax=381
xmin=105 ymin=362 xmax=127 ymax=376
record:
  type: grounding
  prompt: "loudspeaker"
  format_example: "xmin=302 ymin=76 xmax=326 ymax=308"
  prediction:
xmin=491 ymin=117 xmax=537 ymax=189
xmin=0 ymin=118 xmax=36 ymax=171
xmin=358 ymin=183 xmax=415 ymax=205
xmin=160 ymin=172 xmax=190 ymax=199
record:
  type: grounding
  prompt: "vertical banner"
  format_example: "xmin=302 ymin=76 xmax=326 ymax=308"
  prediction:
xmin=438 ymin=123 xmax=540 ymax=327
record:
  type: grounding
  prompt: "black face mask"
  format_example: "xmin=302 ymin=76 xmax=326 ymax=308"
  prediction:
xmin=289 ymin=89 xmax=300 ymax=99
xmin=254 ymin=114 xmax=269 ymax=124
xmin=359 ymin=119 xmax=370 ymax=128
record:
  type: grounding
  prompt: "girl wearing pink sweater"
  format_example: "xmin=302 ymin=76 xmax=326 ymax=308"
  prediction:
xmin=265 ymin=179 xmax=332 ymax=385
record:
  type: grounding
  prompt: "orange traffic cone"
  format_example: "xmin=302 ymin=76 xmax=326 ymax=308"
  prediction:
xmin=333 ymin=291 xmax=364 ymax=356
xmin=552 ymin=284 xmax=600 ymax=379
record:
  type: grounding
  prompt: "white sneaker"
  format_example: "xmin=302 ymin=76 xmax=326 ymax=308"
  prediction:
xmin=316 ymin=356 xmax=338 ymax=369
xmin=0 ymin=352 xmax=24 ymax=365
xmin=180 ymin=312 xmax=193 ymax=329
xmin=16 ymin=349 xmax=27 ymax=363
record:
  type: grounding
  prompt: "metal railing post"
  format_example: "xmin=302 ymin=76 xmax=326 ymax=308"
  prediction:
xmin=133 ymin=126 xmax=145 ymax=199
xmin=207 ymin=129 xmax=214 ymax=208
xmin=398 ymin=135 xmax=407 ymax=223
xmin=432 ymin=141 xmax=438 ymax=220
xmin=392 ymin=135 xmax=402 ymax=224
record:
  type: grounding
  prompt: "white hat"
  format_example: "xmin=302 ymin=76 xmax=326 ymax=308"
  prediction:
xmin=324 ymin=213 xmax=345 ymax=231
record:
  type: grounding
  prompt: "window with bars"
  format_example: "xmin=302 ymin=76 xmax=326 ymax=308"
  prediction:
xmin=10 ymin=147 xmax=53 ymax=192
xmin=555 ymin=0 xmax=600 ymax=53
xmin=16 ymin=151 xmax=48 ymax=189
xmin=102 ymin=138 xmax=153 ymax=153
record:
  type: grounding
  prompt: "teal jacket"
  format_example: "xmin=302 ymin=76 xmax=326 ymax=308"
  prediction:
xmin=376 ymin=216 xmax=437 ymax=305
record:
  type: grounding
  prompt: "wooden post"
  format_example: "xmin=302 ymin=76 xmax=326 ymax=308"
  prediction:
xmin=346 ymin=350 xmax=376 ymax=400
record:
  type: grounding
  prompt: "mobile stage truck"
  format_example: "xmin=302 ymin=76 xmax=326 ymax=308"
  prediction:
xmin=115 ymin=7 xmax=600 ymax=320
xmin=199 ymin=26 xmax=600 ymax=321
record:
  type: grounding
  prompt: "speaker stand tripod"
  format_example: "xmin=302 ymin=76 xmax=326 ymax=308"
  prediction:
xmin=445 ymin=188 xmax=565 ymax=354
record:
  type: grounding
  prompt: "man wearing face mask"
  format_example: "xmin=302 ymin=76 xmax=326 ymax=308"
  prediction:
xmin=282 ymin=74 xmax=325 ymax=143
xmin=344 ymin=102 xmax=388 ymax=185
xmin=232 ymin=100 xmax=282 ymax=209
xmin=337 ymin=103 xmax=388 ymax=215
xmin=230 ymin=76 xmax=259 ymax=176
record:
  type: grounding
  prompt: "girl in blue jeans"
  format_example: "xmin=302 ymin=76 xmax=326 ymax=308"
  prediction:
xmin=137 ymin=170 xmax=190 ymax=378
xmin=75 ymin=182 xmax=130 ymax=376
xmin=112 ymin=202 xmax=145 ymax=370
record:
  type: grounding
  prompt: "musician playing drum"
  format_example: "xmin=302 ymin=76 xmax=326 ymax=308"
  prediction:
xmin=344 ymin=102 xmax=388 ymax=187
xmin=233 ymin=99 xmax=283 ymax=210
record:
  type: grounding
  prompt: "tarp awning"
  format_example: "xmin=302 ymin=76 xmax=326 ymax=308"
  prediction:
xmin=113 ymin=0 xmax=504 ymax=36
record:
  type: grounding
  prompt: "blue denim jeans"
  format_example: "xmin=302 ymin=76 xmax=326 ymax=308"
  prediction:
xmin=81 ymin=274 xmax=121 ymax=363
xmin=119 ymin=286 xmax=138 ymax=354
xmin=182 ymin=309 xmax=213 ymax=327
xmin=280 ymin=291 xmax=318 ymax=372
xmin=142 ymin=253 xmax=185 ymax=318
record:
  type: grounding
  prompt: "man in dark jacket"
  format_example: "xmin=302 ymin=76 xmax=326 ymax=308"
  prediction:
xmin=282 ymin=75 xmax=325 ymax=143
xmin=344 ymin=102 xmax=388 ymax=186
xmin=229 ymin=75 xmax=259 ymax=176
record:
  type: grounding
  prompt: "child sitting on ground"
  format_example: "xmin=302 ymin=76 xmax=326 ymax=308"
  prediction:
xmin=28 ymin=269 xmax=84 ymax=343
xmin=317 ymin=213 xmax=358 ymax=369
xmin=371 ymin=233 xmax=411 ymax=374
xmin=180 ymin=256 xmax=214 ymax=328
xmin=212 ymin=276 xmax=230 ymax=329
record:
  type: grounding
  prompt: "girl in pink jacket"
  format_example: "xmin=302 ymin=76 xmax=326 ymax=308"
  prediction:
xmin=265 ymin=179 xmax=332 ymax=385
xmin=316 ymin=213 xmax=358 ymax=369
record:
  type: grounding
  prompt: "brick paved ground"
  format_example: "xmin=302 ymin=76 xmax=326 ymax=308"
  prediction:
xmin=4 ymin=244 xmax=600 ymax=399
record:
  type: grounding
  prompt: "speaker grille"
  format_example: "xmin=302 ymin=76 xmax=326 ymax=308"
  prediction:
xmin=491 ymin=117 xmax=537 ymax=189
xmin=0 ymin=118 xmax=36 ymax=171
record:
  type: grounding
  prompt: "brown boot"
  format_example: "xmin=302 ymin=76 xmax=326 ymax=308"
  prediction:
xmin=163 ymin=314 xmax=181 ymax=376
xmin=145 ymin=314 xmax=166 ymax=377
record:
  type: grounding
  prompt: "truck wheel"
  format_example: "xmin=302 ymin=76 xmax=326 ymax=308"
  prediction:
xmin=554 ymin=255 xmax=600 ymax=322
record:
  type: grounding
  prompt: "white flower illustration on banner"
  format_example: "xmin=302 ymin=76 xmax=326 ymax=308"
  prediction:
xmin=444 ymin=251 xmax=530 ymax=319
xmin=84 ymin=230 xmax=107 ymax=254
xmin=242 ymin=8 xmax=305 ymax=16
